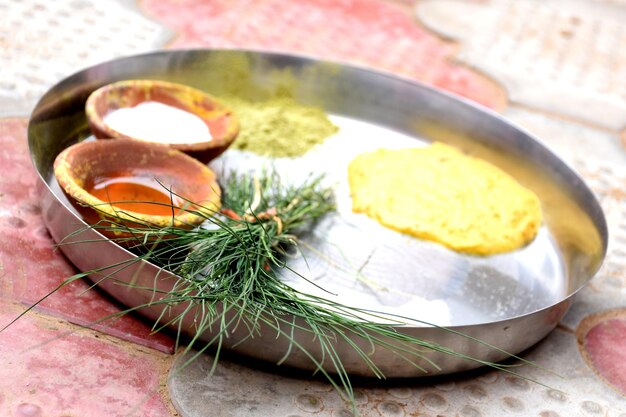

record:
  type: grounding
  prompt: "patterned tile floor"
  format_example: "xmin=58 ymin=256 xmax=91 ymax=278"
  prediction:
xmin=0 ymin=119 xmax=175 ymax=354
xmin=0 ymin=301 xmax=174 ymax=417
xmin=1 ymin=0 xmax=625 ymax=416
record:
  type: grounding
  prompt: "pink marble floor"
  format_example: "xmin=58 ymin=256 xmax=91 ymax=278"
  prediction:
xmin=579 ymin=311 xmax=626 ymax=396
xmin=139 ymin=0 xmax=507 ymax=110
xmin=0 ymin=119 xmax=175 ymax=353
xmin=0 ymin=301 xmax=174 ymax=417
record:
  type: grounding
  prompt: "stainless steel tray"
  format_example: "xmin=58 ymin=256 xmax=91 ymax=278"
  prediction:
xmin=28 ymin=49 xmax=607 ymax=377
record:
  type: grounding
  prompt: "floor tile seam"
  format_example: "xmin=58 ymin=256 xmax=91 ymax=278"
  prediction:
xmin=12 ymin=299 xmax=180 ymax=416
xmin=409 ymin=2 xmax=509 ymax=112
xmin=125 ymin=0 xmax=177 ymax=45
xmin=12 ymin=296 xmax=177 ymax=353
xmin=0 ymin=116 xmax=29 ymax=124
xmin=576 ymin=308 xmax=626 ymax=398
xmin=1 ymin=296 xmax=174 ymax=362
xmin=134 ymin=0 xmax=509 ymax=111
xmin=446 ymin=56 xmax=509 ymax=111
xmin=368 ymin=0 xmax=509 ymax=111
xmin=413 ymin=0 xmax=626 ymax=137
xmin=1 ymin=292 xmax=178 ymax=415
xmin=507 ymin=102 xmax=623 ymax=136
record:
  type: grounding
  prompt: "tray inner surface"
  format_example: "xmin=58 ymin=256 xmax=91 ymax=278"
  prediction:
xmin=31 ymin=50 xmax=606 ymax=330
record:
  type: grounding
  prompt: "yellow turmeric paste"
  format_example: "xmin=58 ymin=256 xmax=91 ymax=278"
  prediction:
xmin=347 ymin=142 xmax=542 ymax=255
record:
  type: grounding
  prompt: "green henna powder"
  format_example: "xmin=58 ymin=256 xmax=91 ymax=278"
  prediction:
xmin=223 ymin=97 xmax=339 ymax=158
xmin=190 ymin=52 xmax=338 ymax=157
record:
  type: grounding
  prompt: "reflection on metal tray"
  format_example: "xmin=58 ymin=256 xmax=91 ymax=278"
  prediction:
xmin=28 ymin=49 xmax=607 ymax=377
